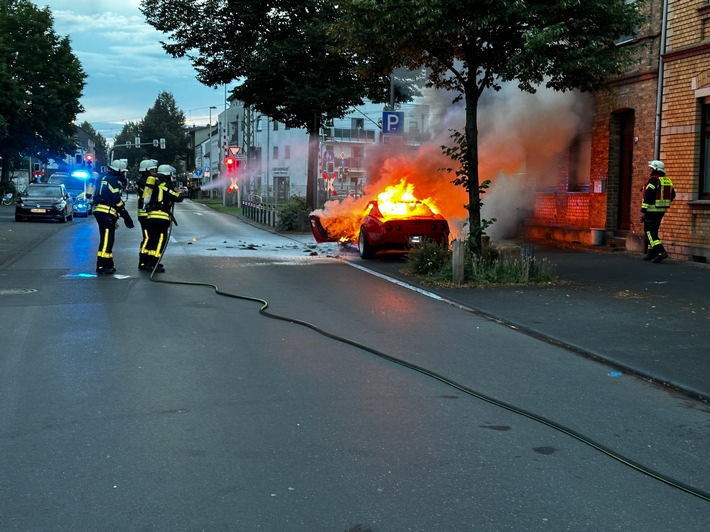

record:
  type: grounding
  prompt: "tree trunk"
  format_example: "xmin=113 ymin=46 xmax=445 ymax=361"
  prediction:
xmin=464 ymin=84 xmax=482 ymax=253
xmin=306 ymin=113 xmax=322 ymax=211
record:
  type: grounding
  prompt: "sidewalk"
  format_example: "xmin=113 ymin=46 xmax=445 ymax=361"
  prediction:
xmin=407 ymin=244 xmax=710 ymax=402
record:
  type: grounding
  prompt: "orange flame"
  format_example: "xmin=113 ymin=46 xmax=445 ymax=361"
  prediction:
xmin=315 ymin=178 xmax=441 ymax=243
xmin=376 ymin=179 xmax=439 ymax=217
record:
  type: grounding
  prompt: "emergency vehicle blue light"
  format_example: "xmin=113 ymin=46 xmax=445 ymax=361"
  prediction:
xmin=71 ymin=170 xmax=90 ymax=179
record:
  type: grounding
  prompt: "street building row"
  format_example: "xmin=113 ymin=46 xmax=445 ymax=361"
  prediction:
xmin=186 ymin=0 xmax=709 ymax=263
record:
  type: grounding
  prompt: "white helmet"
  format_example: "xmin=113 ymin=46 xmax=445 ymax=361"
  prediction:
xmin=157 ymin=164 xmax=174 ymax=176
xmin=109 ymin=160 xmax=127 ymax=173
xmin=648 ymin=160 xmax=665 ymax=173
xmin=138 ymin=159 xmax=158 ymax=172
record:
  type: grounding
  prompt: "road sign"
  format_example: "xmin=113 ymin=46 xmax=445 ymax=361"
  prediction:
xmin=323 ymin=149 xmax=334 ymax=162
xmin=382 ymin=111 xmax=404 ymax=134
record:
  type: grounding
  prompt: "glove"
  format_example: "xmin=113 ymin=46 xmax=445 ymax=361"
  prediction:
xmin=121 ymin=210 xmax=135 ymax=229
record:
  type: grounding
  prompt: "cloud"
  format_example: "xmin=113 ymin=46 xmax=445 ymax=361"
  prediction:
xmin=32 ymin=0 xmax=222 ymax=136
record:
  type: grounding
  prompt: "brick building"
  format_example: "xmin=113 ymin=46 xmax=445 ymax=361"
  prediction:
xmin=526 ymin=0 xmax=710 ymax=263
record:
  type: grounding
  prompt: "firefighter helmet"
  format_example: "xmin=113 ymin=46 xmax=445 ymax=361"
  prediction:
xmin=157 ymin=164 xmax=174 ymax=176
xmin=138 ymin=159 xmax=158 ymax=172
xmin=109 ymin=160 xmax=127 ymax=173
xmin=648 ymin=160 xmax=665 ymax=173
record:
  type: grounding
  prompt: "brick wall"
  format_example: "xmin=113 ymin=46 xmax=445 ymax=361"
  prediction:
xmin=658 ymin=0 xmax=710 ymax=260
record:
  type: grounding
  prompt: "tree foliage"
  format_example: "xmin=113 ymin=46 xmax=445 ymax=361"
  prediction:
xmin=140 ymin=0 xmax=417 ymax=209
xmin=111 ymin=91 xmax=188 ymax=174
xmin=336 ymin=0 xmax=644 ymax=251
xmin=0 ymin=0 xmax=85 ymax=182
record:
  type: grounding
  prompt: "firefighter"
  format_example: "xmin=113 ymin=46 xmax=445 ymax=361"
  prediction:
xmin=641 ymin=160 xmax=676 ymax=263
xmin=93 ymin=160 xmax=135 ymax=274
xmin=143 ymin=164 xmax=184 ymax=273
xmin=136 ymin=159 xmax=158 ymax=270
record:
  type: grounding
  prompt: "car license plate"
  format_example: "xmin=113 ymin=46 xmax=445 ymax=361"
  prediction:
xmin=31 ymin=208 xmax=46 ymax=213
xmin=409 ymin=235 xmax=423 ymax=244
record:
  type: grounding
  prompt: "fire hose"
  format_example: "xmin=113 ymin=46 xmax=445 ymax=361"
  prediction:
xmin=148 ymin=218 xmax=710 ymax=505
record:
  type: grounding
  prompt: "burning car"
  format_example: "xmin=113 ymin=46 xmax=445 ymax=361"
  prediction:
xmin=309 ymin=180 xmax=450 ymax=259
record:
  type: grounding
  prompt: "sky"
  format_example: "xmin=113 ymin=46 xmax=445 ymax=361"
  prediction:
xmin=32 ymin=0 xmax=227 ymax=142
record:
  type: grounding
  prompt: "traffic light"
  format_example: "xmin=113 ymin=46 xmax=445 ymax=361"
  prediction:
xmin=85 ymin=154 xmax=94 ymax=169
xmin=225 ymin=156 xmax=235 ymax=174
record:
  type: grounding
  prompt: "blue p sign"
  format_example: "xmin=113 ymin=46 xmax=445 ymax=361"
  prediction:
xmin=382 ymin=111 xmax=404 ymax=134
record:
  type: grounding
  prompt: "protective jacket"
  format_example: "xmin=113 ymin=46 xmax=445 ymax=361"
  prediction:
xmin=146 ymin=178 xmax=184 ymax=223
xmin=642 ymin=175 xmax=676 ymax=213
xmin=136 ymin=174 xmax=157 ymax=220
xmin=94 ymin=173 xmax=130 ymax=218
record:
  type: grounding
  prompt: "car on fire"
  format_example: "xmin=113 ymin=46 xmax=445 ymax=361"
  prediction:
xmin=310 ymin=199 xmax=450 ymax=259
xmin=15 ymin=183 xmax=74 ymax=222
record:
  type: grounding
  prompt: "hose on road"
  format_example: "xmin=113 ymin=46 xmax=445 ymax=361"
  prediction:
xmin=148 ymin=225 xmax=710 ymax=504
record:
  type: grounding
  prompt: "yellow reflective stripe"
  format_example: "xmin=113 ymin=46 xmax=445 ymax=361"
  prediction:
xmin=147 ymin=211 xmax=170 ymax=221
xmin=98 ymin=227 xmax=112 ymax=258
xmin=95 ymin=204 xmax=118 ymax=216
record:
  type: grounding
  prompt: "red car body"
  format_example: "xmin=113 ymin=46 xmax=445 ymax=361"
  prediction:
xmin=310 ymin=200 xmax=450 ymax=259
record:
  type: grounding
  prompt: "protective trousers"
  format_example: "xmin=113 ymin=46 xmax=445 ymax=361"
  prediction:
xmin=94 ymin=211 xmax=117 ymax=271
xmin=643 ymin=211 xmax=666 ymax=258
xmin=138 ymin=215 xmax=150 ymax=268
xmin=144 ymin=219 xmax=170 ymax=268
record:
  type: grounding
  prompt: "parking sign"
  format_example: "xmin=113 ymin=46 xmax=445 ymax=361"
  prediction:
xmin=382 ymin=111 xmax=404 ymax=134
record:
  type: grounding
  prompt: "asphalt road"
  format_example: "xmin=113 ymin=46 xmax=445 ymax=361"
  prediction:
xmin=1 ymin=199 xmax=709 ymax=531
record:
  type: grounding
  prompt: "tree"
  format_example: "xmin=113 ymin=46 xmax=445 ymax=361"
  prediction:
xmin=140 ymin=0 xmax=415 ymax=209
xmin=337 ymin=0 xmax=644 ymax=252
xmin=0 ymin=0 xmax=85 ymax=183
xmin=111 ymin=92 xmax=188 ymax=174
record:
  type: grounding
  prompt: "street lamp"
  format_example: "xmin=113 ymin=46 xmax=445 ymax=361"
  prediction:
xmin=209 ymin=105 xmax=217 ymax=138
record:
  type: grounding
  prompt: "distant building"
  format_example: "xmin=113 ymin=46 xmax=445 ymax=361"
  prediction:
xmin=189 ymin=97 xmax=431 ymax=205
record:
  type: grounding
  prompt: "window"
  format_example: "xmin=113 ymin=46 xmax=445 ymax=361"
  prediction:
xmin=568 ymin=132 xmax=591 ymax=192
xmin=351 ymin=118 xmax=365 ymax=130
xmin=273 ymin=146 xmax=279 ymax=159
xmin=273 ymin=121 xmax=279 ymax=131
xmin=700 ymin=102 xmax=710 ymax=198
xmin=351 ymin=146 xmax=364 ymax=168
xmin=615 ymin=0 xmax=638 ymax=44
xmin=285 ymin=146 xmax=290 ymax=159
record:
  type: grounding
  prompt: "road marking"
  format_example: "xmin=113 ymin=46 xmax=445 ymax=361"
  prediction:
xmin=0 ymin=288 xmax=37 ymax=295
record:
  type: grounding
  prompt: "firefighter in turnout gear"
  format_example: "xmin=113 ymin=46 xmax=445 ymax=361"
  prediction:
xmin=642 ymin=160 xmax=676 ymax=263
xmin=136 ymin=159 xmax=158 ymax=270
xmin=143 ymin=164 xmax=184 ymax=273
xmin=93 ymin=160 xmax=135 ymax=274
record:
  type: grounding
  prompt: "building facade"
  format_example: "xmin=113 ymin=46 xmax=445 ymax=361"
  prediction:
xmin=191 ymin=99 xmax=431 ymax=206
xmin=527 ymin=0 xmax=710 ymax=263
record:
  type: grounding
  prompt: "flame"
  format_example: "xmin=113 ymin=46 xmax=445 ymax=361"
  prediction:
xmin=314 ymin=178 xmax=441 ymax=243
xmin=376 ymin=180 xmax=439 ymax=217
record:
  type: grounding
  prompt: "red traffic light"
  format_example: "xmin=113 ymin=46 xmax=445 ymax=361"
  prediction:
xmin=225 ymin=157 xmax=235 ymax=168
xmin=85 ymin=154 xmax=94 ymax=162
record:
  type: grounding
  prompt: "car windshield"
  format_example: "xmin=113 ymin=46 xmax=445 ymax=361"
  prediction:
xmin=49 ymin=175 xmax=84 ymax=193
xmin=26 ymin=186 xmax=62 ymax=198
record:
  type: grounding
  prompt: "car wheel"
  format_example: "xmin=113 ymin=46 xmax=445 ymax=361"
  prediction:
xmin=358 ymin=227 xmax=376 ymax=259
xmin=60 ymin=209 xmax=67 ymax=223
xmin=68 ymin=210 xmax=73 ymax=221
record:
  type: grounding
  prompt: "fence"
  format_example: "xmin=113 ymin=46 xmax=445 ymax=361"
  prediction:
xmin=241 ymin=200 xmax=278 ymax=228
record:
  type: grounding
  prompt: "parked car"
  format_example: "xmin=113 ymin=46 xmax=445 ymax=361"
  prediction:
xmin=15 ymin=183 xmax=74 ymax=222
xmin=48 ymin=171 xmax=93 ymax=216
xmin=310 ymin=199 xmax=450 ymax=259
